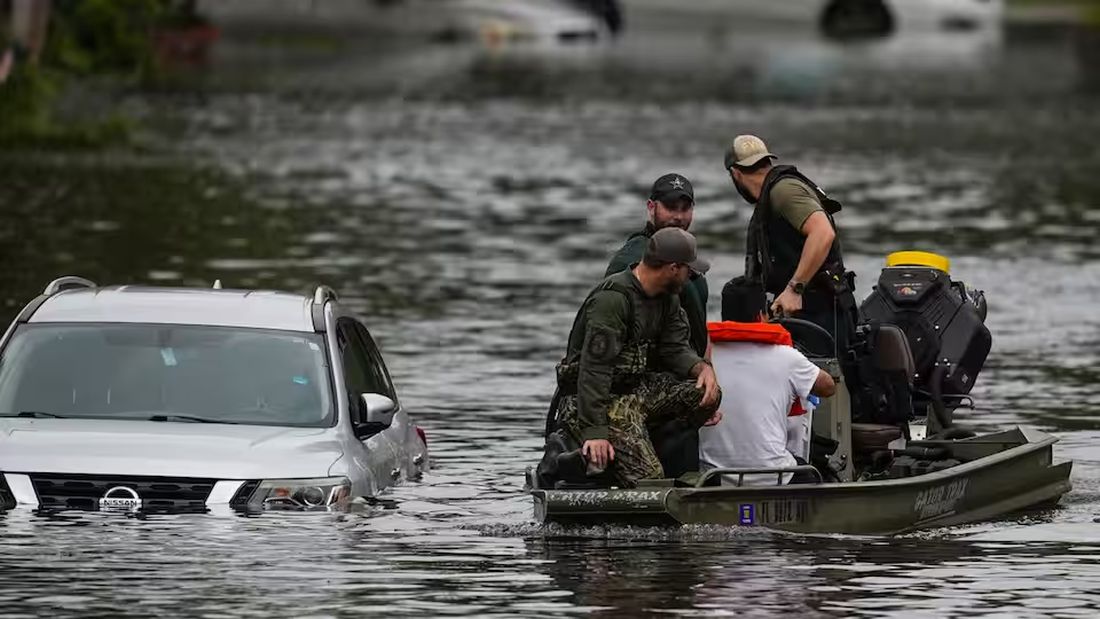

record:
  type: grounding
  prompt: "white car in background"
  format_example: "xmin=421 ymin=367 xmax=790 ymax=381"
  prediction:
xmin=448 ymin=0 xmax=609 ymax=42
xmin=622 ymin=0 xmax=1004 ymax=36
xmin=0 ymin=277 xmax=428 ymax=514
xmin=202 ymin=0 xmax=609 ymax=44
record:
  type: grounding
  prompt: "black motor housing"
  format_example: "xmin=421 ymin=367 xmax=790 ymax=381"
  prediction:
xmin=860 ymin=265 xmax=990 ymax=398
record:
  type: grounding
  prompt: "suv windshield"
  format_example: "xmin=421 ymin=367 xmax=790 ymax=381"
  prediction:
xmin=0 ymin=324 xmax=334 ymax=427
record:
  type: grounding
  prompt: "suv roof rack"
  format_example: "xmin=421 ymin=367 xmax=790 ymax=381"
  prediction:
xmin=43 ymin=276 xmax=97 ymax=296
xmin=313 ymin=285 xmax=338 ymax=305
xmin=311 ymin=285 xmax=338 ymax=332
xmin=8 ymin=276 xmax=99 ymax=329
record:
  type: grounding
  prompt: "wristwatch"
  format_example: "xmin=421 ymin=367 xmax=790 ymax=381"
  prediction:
xmin=788 ymin=280 xmax=806 ymax=295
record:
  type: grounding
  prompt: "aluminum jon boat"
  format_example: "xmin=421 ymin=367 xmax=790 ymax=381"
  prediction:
xmin=530 ymin=426 xmax=1071 ymax=534
xmin=528 ymin=252 xmax=1073 ymax=534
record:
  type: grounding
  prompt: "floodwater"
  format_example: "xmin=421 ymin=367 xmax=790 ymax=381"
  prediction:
xmin=1 ymin=13 xmax=1099 ymax=617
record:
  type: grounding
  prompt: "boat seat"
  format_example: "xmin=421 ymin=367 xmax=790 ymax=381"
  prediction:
xmin=873 ymin=323 xmax=916 ymax=377
xmin=854 ymin=322 xmax=918 ymax=424
xmin=851 ymin=423 xmax=903 ymax=453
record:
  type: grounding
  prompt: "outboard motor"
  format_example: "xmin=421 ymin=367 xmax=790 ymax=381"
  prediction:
xmin=859 ymin=251 xmax=991 ymax=429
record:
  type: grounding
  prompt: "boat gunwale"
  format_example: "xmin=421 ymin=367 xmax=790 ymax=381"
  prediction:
xmin=682 ymin=427 xmax=1060 ymax=497
xmin=535 ymin=427 xmax=1063 ymax=500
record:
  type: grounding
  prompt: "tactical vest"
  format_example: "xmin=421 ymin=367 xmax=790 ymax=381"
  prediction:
xmin=745 ymin=165 xmax=847 ymax=295
xmin=555 ymin=277 xmax=673 ymax=396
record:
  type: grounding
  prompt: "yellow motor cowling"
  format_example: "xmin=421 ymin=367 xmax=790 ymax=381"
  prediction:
xmin=885 ymin=250 xmax=950 ymax=274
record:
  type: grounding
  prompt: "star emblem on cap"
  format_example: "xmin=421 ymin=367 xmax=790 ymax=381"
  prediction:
xmin=670 ymin=176 xmax=685 ymax=190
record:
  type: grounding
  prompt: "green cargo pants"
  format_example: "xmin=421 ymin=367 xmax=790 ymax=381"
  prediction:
xmin=556 ymin=372 xmax=720 ymax=487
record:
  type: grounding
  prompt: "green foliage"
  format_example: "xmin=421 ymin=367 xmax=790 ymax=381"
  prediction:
xmin=1087 ymin=5 xmax=1100 ymax=24
xmin=45 ymin=0 xmax=167 ymax=77
xmin=1 ymin=0 xmax=187 ymax=146
xmin=0 ymin=59 xmax=131 ymax=148
xmin=0 ymin=66 xmax=57 ymax=139
xmin=0 ymin=88 xmax=132 ymax=147
xmin=1011 ymin=0 xmax=1100 ymax=24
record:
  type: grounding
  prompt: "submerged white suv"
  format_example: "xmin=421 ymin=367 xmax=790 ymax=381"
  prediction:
xmin=0 ymin=277 xmax=428 ymax=513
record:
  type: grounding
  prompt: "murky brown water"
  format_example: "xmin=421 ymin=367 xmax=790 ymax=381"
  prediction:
xmin=1 ymin=14 xmax=1099 ymax=617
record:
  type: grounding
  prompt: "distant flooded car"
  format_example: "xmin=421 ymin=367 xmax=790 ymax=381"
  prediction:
xmin=817 ymin=0 xmax=1005 ymax=36
xmin=452 ymin=0 xmax=608 ymax=43
xmin=202 ymin=0 xmax=608 ymax=45
xmin=0 ymin=277 xmax=428 ymax=514
xmin=623 ymin=0 xmax=1004 ymax=37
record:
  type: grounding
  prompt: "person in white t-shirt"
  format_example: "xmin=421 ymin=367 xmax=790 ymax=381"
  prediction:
xmin=699 ymin=279 xmax=835 ymax=486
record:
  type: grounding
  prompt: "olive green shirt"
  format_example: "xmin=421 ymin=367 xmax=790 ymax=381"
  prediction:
xmin=770 ymin=178 xmax=824 ymax=232
xmin=566 ymin=269 xmax=702 ymax=441
xmin=606 ymin=225 xmax=709 ymax=357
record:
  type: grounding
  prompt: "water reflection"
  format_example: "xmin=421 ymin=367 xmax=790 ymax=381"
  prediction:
xmin=4 ymin=501 xmax=1098 ymax=617
xmin=525 ymin=532 xmax=1100 ymax=616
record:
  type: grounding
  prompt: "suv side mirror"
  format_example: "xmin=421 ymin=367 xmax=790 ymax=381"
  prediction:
xmin=360 ymin=393 xmax=396 ymax=427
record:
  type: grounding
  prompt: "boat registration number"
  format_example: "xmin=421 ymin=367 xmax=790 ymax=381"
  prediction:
xmin=740 ymin=500 xmax=809 ymax=526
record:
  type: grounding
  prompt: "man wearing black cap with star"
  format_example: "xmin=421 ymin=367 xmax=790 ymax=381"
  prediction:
xmin=545 ymin=228 xmax=722 ymax=487
xmin=603 ymin=174 xmax=712 ymax=478
xmin=606 ymin=173 xmax=709 ymax=359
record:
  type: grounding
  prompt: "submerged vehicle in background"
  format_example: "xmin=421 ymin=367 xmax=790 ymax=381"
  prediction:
xmin=622 ymin=0 xmax=1004 ymax=38
xmin=202 ymin=0 xmax=610 ymax=45
xmin=449 ymin=0 xmax=611 ymax=42
xmin=0 ymin=278 xmax=428 ymax=514
xmin=528 ymin=252 xmax=1072 ymax=534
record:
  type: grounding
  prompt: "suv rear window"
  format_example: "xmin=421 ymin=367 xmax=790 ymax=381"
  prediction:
xmin=0 ymin=324 xmax=334 ymax=427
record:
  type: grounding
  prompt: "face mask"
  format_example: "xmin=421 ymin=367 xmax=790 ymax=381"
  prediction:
xmin=733 ymin=176 xmax=757 ymax=204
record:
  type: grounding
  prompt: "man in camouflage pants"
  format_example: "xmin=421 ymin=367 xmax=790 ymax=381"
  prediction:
xmin=551 ymin=228 xmax=722 ymax=486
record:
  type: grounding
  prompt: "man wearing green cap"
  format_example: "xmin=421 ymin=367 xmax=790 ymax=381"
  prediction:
xmin=548 ymin=227 xmax=721 ymax=486
xmin=724 ymin=135 xmax=859 ymax=359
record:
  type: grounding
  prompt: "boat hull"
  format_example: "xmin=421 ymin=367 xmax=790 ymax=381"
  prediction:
xmin=532 ymin=427 xmax=1072 ymax=534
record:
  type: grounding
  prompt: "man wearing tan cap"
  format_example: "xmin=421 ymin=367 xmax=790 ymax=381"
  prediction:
xmin=723 ymin=135 xmax=859 ymax=358
xmin=540 ymin=228 xmax=722 ymax=487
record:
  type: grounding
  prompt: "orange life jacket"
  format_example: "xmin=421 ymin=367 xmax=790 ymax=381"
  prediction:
xmin=706 ymin=321 xmax=808 ymax=416
xmin=706 ymin=321 xmax=793 ymax=347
